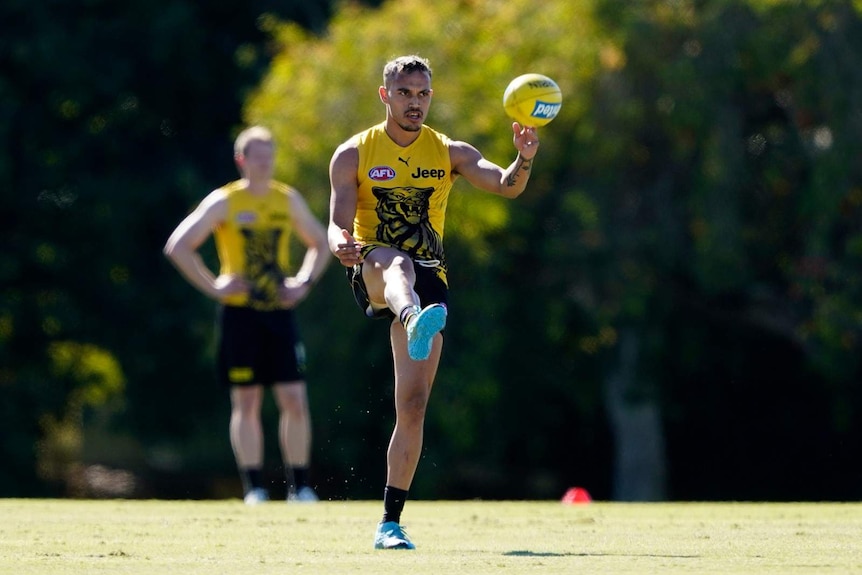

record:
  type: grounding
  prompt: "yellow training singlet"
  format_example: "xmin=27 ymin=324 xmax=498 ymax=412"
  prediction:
xmin=353 ymin=123 xmax=453 ymax=283
xmin=214 ymin=179 xmax=294 ymax=310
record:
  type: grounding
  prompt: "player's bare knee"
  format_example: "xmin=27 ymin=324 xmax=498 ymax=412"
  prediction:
xmin=396 ymin=391 xmax=430 ymax=422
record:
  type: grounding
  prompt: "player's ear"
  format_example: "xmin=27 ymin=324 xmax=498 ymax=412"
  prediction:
xmin=378 ymin=85 xmax=389 ymax=104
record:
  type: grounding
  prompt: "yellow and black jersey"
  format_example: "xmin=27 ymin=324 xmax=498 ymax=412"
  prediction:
xmin=353 ymin=123 xmax=453 ymax=283
xmin=214 ymin=179 xmax=294 ymax=310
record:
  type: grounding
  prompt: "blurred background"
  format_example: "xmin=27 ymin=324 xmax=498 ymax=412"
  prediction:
xmin=2 ymin=0 xmax=861 ymax=502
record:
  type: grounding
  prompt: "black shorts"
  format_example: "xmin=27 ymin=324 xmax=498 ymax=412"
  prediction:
xmin=216 ymin=305 xmax=306 ymax=387
xmin=348 ymin=257 xmax=449 ymax=320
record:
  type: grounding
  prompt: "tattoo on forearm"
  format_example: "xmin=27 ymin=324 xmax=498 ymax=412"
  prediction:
xmin=506 ymin=155 xmax=533 ymax=187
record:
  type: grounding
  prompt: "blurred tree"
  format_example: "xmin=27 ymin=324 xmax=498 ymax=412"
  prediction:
xmin=0 ymin=0 xmax=377 ymax=496
xmin=244 ymin=0 xmax=612 ymax=500
xmin=580 ymin=0 xmax=862 ymax=500
xmin=2 ymin=0 xmax=861 ymax=501
xmin=250 ymin=0 xmax=862 ymax=501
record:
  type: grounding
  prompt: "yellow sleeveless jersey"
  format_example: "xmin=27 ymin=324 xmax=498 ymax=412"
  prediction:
xmin=353 ymin=123 xmax=453 ymax=283
xmin=214 ymin=179 xmax=294 ymax=310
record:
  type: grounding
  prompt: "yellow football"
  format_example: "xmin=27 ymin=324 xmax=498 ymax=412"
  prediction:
xmin=502 ymin=74 xmax=562 ymax=127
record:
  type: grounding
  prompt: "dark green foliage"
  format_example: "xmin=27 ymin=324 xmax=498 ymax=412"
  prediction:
xmin=2 ymin=0 xmax=860 ymax=500
xmin=0 ymin=0 xmax=343 ymax=496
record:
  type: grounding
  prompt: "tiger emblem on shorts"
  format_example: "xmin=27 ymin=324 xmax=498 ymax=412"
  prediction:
xmin=372 ymin=186 xmax=442 ymax=260
xmin=240 ymin=228 xmax=285 ymax=310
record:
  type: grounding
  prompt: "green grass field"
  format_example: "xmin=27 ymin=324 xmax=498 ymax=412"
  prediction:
xmin=1 ymin=499 xmax=860 ymax=574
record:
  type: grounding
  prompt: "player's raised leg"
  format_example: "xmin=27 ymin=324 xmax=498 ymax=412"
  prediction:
xmin=362 ymin=247 xmax=447 ymax=361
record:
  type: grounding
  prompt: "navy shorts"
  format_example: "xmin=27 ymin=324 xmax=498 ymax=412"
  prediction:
xmin=216 ymin=305 xmax=306 ymax=387
xmin=348 ymin=258 xmax=449 ymax=320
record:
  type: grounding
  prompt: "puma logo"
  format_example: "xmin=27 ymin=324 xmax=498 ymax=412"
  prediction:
xmin=398 ymin=156 xmax=411 ymax=167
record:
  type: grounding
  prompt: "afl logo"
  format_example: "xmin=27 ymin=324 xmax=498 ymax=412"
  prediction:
xmin=369 ymin=166 xmax=396 ymax=181
xmin=236 ymin=211 xmax=257 ymax=224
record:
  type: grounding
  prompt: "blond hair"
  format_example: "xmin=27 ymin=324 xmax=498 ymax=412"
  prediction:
xmin=233 ymin=126 xmax=274 ymax=157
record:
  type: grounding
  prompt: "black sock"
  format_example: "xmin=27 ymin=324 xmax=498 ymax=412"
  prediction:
xmin=240 ymin=468 xmax=264 ymax=494
xmin=382 ymin=485 xmax=409 ymax=524
xmin=398 ymin=304 xmax=420 ymax=328
xmin=287 ymin=466 xmax=309 ymax=491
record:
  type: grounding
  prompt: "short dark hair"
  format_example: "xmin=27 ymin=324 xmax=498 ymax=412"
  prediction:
xmin=383 ymin=55 xmax=432 ymax=88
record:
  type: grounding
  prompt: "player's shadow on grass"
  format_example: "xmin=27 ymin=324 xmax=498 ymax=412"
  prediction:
xmin=505 ymin=550 xmax=700 ymax=558
xmin=504 ymin=550 xmax=577 ymax=557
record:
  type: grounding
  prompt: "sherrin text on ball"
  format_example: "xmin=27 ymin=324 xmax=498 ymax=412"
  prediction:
xmin=502 ymin=73 xmax=562 ymax=127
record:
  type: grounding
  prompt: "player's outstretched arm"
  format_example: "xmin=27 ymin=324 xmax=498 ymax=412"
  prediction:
xmin=450 ymin=123 xmax=539 ymax=199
